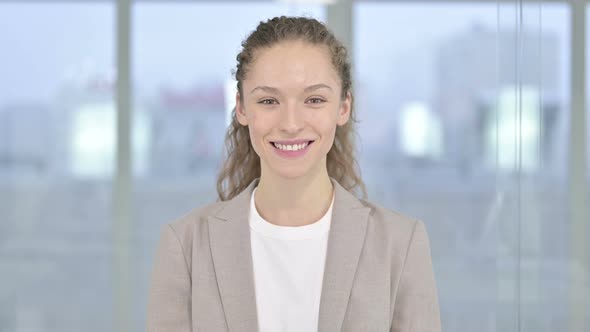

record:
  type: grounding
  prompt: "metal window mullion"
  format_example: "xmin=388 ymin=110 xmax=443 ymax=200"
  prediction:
xmin=569 ymin=1 xmax=589 ymax=331
xmin=327 ymin=0 xmax=354 ymax=64
xmin=114 ymin=1 xmax=133 ymax=332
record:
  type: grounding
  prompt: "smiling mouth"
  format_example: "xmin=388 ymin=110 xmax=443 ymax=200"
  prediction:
xmin=269 ymin=140 xmax=315 ymax=151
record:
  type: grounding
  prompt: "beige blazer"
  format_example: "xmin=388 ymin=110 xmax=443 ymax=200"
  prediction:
xmin=147 ymin=178 xmax=441 ymax=332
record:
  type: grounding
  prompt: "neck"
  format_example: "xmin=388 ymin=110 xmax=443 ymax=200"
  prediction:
xmin=254 ymin=169 xmax=334 ymax=227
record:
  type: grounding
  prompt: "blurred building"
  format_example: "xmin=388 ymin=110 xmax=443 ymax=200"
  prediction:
xmin=435 ymin=24 xmax=561 ymax=174
xmin=148 ymin=84 xmax=225 ymax=177
xmin=0 ymin=103 xmax=56 ymax=176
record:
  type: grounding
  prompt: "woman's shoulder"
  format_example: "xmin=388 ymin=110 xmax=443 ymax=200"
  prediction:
xmin=169 ymin=200 xmax=225 ymax=226
xmin=161 ymin=200 xmax=226 ymax=245
xmin=333 ymin=179 xmax=421 ymax=236
xmin=357 ymin=197 xmax=425 ymax=239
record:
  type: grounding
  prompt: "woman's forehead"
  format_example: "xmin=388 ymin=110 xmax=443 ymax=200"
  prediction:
xmin=245 ymin=41 xmax=339 ymax=89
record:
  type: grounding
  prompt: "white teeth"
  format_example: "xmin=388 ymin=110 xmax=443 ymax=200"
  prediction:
xmin=273 ymin=142 xmax=309 ymax=151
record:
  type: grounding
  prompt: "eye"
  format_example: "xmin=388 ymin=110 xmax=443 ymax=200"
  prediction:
xmin=258 ymin=98 xmax=278 ymax=105
xmin=306 ymin=97 xmax=326 ymax=104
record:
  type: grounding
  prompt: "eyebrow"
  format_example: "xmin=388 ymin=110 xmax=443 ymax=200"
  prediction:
xmin=250 ymin=83 xmax=333 ymax=95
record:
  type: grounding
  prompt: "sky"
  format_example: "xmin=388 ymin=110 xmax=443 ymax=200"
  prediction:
xmin=0 ymin=2 xmax=569 ymax=108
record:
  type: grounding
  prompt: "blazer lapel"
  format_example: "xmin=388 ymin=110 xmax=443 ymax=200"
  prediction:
xmin=208 ymin=179 xmax=260 ymax=332
xmin=317 ymin=179 xmax=371 ymax=332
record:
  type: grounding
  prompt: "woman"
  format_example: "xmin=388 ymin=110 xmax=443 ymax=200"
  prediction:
xmin=147 ymin=16 xmax=441 ymax=332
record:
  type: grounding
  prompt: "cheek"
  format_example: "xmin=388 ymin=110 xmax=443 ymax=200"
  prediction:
xmin=324 ymin=127 xmax=337 ymax=147
xmin=247 ymin=125 xmax=263 ymax=149
xmin=246 ymin=118 xmax=272 ymax=156
xmin=317 ymin=123 xmax=338 ymax=152
xmin=247 ymin=130 xmax=264 ymax=159
xmin=248 ymin=117 xmax=271 ymax=141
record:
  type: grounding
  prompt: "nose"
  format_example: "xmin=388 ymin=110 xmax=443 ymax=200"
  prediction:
xmin=278 ymin=102 xmax=304 ymax=134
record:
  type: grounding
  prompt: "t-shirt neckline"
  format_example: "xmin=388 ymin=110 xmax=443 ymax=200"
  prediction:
xmin=248 ymin=186 xmax=333 ymax=240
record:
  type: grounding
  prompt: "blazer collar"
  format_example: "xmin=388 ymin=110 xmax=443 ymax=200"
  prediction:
xmin=207 ymin=177 xmax=371 ymax=332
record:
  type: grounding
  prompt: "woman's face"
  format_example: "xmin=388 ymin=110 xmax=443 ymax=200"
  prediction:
xmin=236 ymin=40 xmax=351 ymax=180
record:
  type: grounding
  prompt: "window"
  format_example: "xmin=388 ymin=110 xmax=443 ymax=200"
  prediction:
xmin=0 ymin=3 xmax=115 ymax=331
xmin=1 ymin=2 xmax=587 ymax=331
xmin=355 ymin=3 xmax=570 ymax=331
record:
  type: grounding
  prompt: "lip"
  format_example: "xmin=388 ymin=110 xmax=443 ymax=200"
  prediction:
xmin=270 ymin=140 xmax=315 ymax=159
xmin=270 ymin=139 xmax=315 ymax=145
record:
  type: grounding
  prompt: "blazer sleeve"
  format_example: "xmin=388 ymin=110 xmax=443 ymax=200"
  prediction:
xmin=391 ymin=220 xmax=442 ymax=332
xmin=146 ymin=224 xmax=192 ymax=332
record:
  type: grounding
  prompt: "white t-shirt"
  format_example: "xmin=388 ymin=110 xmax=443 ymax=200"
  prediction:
xmin=248 ymin=187 xmax=335 ymax=332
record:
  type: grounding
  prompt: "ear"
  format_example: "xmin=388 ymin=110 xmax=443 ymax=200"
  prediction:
xmin=235 ymin=92 xmax=248 ymax=126
xmin=336 ymin=91 xmax=351 ymax=126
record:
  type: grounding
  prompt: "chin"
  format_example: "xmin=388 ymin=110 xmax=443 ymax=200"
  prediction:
xmin=274 ymin=169 xmax=310 ymax=180
xmin=268 ymin=164 xmax=315 ymax=180
xmin=261 ymin=154 xmax=325 ymax=180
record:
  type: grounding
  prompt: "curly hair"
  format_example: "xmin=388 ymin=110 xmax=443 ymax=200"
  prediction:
xmin=216 ymin=16 xmax=366 ymax=201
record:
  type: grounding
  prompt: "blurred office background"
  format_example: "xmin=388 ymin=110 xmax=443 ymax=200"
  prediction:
xmin=0 ymin=0 xmax=588 ymax=331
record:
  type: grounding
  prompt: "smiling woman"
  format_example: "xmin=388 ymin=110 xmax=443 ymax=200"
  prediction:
xmin=235 ymin=39 xmax=351 ymax=187
xmin=147 ymin=16 xmax=441 ymax=332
